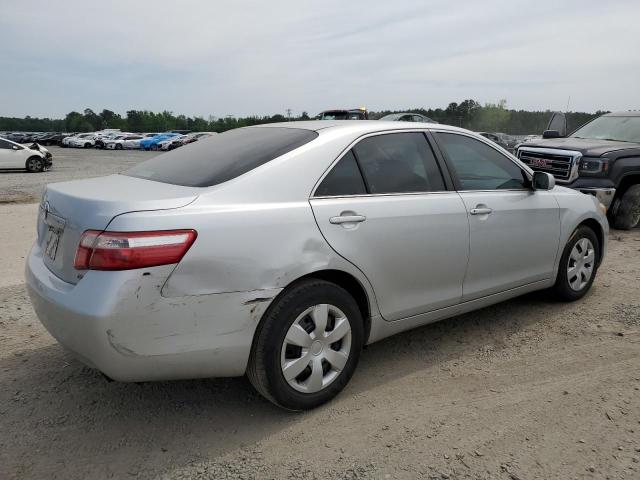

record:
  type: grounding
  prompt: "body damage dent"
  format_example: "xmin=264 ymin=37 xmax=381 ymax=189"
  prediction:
xmin=105 ymin=280 xmax=282 ymax=358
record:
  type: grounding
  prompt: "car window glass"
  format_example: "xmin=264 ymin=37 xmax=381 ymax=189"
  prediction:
xmin=412 ymin=115 xmax=424 ymax=122
xmin=435 ymin=132 xmax=527 ymax=190
xmin=353 ymin=133 xmax=445 ymax=194
xmin=0 ymin=139 xmax=13 ymax=149
xmin=125 ymin=127 xmax=318 ymax=187
xmin=315 ymin=151 xmax=366 ymax=197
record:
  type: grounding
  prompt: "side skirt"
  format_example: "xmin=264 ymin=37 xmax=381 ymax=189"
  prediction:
xmin=366 ymin=279 xmax=552 ymax=344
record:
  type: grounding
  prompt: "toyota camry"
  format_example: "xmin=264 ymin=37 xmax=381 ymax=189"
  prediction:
xmin=26 ymin=121 xmax=608 ymax=410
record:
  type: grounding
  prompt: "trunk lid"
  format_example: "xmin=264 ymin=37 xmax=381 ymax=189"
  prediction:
xmin=37 ymin=174 xmax=199 ymax=284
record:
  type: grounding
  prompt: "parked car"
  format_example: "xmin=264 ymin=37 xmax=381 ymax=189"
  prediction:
xmin=98 ymin=135 xmax=125 ymax=149
xmin=159 ymin=135 xmax=185 ymax=151
xmin=105 ymin=134 xmax=145 ymax=150
xmin=0 ymin=137 xmax=51 ymax=172
xmin=26 ymin=121 xmax=607 ymax=410
xmin=3 ymin=132 xmax=27 ymax=143
xmin=378 ymin=113 xmax=438 ymax=123
xmin=165 ymin=132 xmax=216 ymax=150
xmin=66 ymin=133 xmax=96 ymax=148
xmin=479 ymin=132 xmax=519 ymax=153
xmin=139 ymin=132 xmax=180 ymax=151
xmin=317 ymin=108 xmax=368 ymax=120
xmin=36 ymin=133 xmax=69 ymax=146
xmin=516 ymin=110 xmax=640 ymax=229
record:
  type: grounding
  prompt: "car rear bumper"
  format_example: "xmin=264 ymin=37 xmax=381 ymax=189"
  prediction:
xmin=25 ymin=242 xmax=280 ymax=382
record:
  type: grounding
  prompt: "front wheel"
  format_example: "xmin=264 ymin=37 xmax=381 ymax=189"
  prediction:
xmin=247 ymin=279 xmax=364 ymax=410
xmin=611 ymin=184 xmax=640 ymax=230
xmin=551 ymin=226 xmax=600 ymax=301
xmin=25 ymin=156 xmax=44 ymax=173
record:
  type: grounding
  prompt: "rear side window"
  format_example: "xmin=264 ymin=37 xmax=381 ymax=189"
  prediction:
xmin=315 ymin=151 xmax=366 ymax=196
xmin=353 ymin=133 xmax=446 ymax=194
xmin=124 ymin=127 xmax=318 ymax=187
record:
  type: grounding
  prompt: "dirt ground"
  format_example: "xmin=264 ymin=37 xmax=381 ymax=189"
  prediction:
xmin=1 ymin=149 xmax=639 ymax=479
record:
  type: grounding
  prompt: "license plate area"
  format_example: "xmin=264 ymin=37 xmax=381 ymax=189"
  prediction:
xmin=39 ymin=204 xmax=66 ymax=262
xmin=44 ymin=227 xmax=62 ymax=261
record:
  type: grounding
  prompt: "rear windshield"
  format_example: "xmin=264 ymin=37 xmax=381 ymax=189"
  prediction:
xmin=124 ymin=127 xmax=318 ymax=187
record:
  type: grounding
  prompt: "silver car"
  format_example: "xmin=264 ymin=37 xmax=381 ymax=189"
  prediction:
xmin=26 ymin=121 xmax=608 ymax=410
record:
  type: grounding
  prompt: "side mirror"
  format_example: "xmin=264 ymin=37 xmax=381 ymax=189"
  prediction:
xmin=532 ymin=171 xmax=555 ymax=191
xmin=12 ymin=145 xmax=19 ymax=150
xmin=542 ymin=130 xmax=563 ymax=139
xmin=545 ymin=111 xmax=567 ymax=137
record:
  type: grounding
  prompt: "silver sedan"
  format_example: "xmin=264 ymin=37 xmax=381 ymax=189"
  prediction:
xmin=26 ymin=121 xmax=608 ymax=410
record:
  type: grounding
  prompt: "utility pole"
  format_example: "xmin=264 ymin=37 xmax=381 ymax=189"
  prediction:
xmin=286 ymin=109 xmax=292 ymax=121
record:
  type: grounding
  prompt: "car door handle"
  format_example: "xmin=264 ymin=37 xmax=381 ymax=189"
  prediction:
xmin=329 ymin=215 xmax=367 ymax=224
xmin=469 ymin=207 xmax=493 ymax=215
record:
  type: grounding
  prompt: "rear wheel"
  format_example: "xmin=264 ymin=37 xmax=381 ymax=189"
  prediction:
xmin=84 ymin=142 xmax=92 ymax=148
xmin=25 ymin=156 xmax=44 ymax=173
xmin=247 ymin=279 xmax=364 ymax=410
xmin=611 ymin=184 xmax=640 ymax=230
xmin=115 ymin=143 xmax=123 ymax=150
xmin=551 ymin=226 xmax=600 ymax=301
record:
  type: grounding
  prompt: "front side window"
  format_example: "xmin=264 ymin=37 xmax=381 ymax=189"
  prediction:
xmin=435 ymin=132 xmax=527 ymax=191
xmin=353 ymin=132 xmax=445 ymax=194
xmin=0 ymin=139 xmax=14 ymax=149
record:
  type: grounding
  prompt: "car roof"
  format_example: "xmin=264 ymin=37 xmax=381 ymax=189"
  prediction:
xmin=604 ymin=110 xmax=640 ymax=117
xmin=253 ymin=120 xmax=462 ymax=135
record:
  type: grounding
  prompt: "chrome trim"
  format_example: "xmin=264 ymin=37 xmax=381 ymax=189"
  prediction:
xmin=517 ymin=147 xmax=582 ymax=183
xmin=579 ymin=187 xmax=616 ymax=209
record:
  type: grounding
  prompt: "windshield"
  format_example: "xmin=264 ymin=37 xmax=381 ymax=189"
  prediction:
xmin=320 ymin=112 xmax=349 ymax=120
xmin=379 ymin=114 xmax=401 ymax=121
xmin=571 ymin=116 xmax=640 ymax=143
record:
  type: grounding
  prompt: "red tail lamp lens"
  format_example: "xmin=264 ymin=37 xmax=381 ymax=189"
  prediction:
xmin=74 ymin=229 xmax=197 ymax=270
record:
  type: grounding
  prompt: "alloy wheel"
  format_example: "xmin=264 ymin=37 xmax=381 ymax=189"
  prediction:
xmin=280 ymin=304 xmax=352 ymax=394
xmin=27 ymin=158 xmax=42 ymax=172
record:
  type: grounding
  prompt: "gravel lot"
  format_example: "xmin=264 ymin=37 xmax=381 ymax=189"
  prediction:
xmin=0 ymin=146 xmax=157 ymax=203
xmin=1 ymin=148 xmax=639 ymax=479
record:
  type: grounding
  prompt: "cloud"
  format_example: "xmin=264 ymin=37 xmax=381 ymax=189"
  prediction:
xmin=1 ymin=0 xmax=639 ymax=117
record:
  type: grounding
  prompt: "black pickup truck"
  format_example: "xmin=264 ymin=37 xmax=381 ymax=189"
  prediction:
xmin=516 ymin=111 xmax=640 ymax=229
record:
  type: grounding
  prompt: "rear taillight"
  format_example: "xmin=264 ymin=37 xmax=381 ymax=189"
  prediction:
xmin=74 ymin=229 xmax=197 ymax=271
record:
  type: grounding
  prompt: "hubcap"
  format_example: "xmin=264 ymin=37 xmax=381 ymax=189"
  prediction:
xmin=28 ymin=158 xmax=41 ymax=170
xmin=567 ymin=238 xmax=595 ymax=291
xmin=280 ymin=304 xmax=352 ymax=394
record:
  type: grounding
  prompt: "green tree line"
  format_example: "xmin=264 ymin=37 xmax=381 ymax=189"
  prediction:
xmin=0 ymin=101 xmax=606 ymax=135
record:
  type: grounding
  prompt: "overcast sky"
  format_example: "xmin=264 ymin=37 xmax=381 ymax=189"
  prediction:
xmin=1 ymin=0 xmax=639 ymax=118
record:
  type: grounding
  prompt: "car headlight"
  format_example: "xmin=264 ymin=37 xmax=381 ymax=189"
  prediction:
xmin=579 ymin=157 xmax=608 ymax=175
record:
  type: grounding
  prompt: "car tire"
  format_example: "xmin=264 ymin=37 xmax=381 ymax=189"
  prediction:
xmin=551 ymin=226 xmax=600 ymax=301
xmin=84 ymin=143 xmax=92 ymax=148
xmin=115 ymin=144 xmax=123 ymax=150
xmin=611 ymin=184 xmax=640 ymax=230
xmin=25 ymin=156 xmax=44 ymax=173
xmin=247 ymin=279 xmax=364 ymax=411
